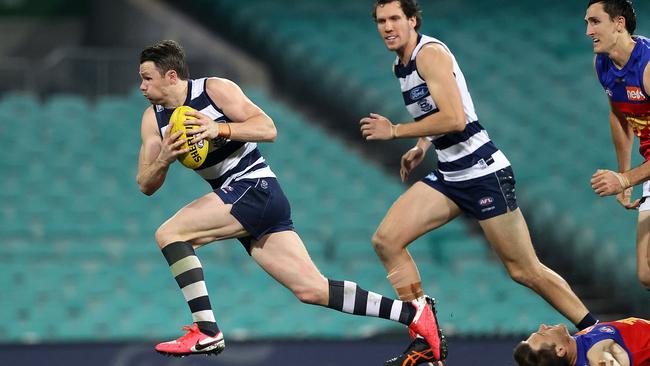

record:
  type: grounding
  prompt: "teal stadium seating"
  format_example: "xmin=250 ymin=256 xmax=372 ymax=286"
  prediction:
xmin=6 ymin=0 xmax=650 ymax=343
xmin=0 ymin=84 xmax=560 ymax=342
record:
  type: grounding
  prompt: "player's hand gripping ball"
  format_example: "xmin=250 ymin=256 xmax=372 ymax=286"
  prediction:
xmin=170 ymin=106 xmax=209 ymax=169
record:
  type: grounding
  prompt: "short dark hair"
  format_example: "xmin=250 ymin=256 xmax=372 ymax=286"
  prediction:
xmin=140 ymin=40 xmax=190 ymax=80
xmin=513 ymin=342 xmax=571 ymax=366
xmin=372 ymin=0 xmax=422 ymax=31
xmin=588 ymin=0 xmax=636 ymax=34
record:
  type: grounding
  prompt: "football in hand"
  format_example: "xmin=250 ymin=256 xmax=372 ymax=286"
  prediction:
xmin=169 ymin=106 xmax=209 ymax=169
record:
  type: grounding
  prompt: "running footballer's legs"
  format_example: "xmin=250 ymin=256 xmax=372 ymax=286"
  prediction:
xmin=372 ymin=182 xmax=461 ymax=300
xmin=372 ymin=182 xmax=461 ymax=362
xmin=636 ymin=211 xmax=650 ymax=290
xmin=249 ymin=230 xmax=418 ymax=326
xmin=479 ymin=209 xmax=597 ymax=330
xmin=154 ymin=192 xmax=248 ymax=356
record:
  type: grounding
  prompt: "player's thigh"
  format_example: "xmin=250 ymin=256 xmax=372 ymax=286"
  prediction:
xmin=249 ymin=231 xmax=326 ymax=295
xmin=375 ymin=181 xmax=461 ymax=246
xmin=637 ymin=211 xmax=650 ymax=276
xmin=479 ymin=208 xmax=539 ymax=268
xmin=157 ymin=192 xmax=247 ymax=246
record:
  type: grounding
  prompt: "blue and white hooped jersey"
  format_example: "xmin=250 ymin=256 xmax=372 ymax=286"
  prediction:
xmin=154 ymin=77 xmax=275 ymax=189
xmin=395 ymin=34 xmax=510 ymax=182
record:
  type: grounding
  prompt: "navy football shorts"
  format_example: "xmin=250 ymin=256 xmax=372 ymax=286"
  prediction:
xmin=421 ymin=166 xmax=518 ymax=220
xmin=214 ymin=177 xmax=294 ymax=253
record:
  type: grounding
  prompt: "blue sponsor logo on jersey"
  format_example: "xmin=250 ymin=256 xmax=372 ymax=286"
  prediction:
xmin=410 ymin=86 xmax=428 ymax=100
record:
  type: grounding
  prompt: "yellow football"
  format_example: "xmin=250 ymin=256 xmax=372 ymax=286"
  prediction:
xmin=169 ymin=106 xmax=210 ymax=169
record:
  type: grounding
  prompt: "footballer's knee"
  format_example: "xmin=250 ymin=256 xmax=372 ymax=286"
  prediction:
xmin=293 ymin=283 xmax=328 ymax=305
xmin=293 ymin=287 xmax=326 ymax=305
xmin=371 ymin=229 xmax=403 ymax=260
xmin=291 ymin=276 xmax=329 ymax=306
xmin=506 ymin=262 xmax=543 ymax=289
xmin=155 ymin=223 xmax=182 ymax=249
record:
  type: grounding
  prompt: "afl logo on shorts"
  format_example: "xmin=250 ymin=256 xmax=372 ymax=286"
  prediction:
xmin=260 ymin=179 xmax=268 ymax=189
xmin=478 ymin=197 xmax=494 ymax=207
xmin=599 ymin=326 xmax=615 ymax=334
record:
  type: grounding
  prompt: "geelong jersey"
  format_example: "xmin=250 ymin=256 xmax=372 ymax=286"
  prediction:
xmin=154 ymin=77 xmax=275 ymax=189
xmin=596 ymin=36 xmax=650 ymax=160
xmin=394 ymin=34 xmax=510 ymax=182
xmin=574 ymin=318 xmax=650 ymax=366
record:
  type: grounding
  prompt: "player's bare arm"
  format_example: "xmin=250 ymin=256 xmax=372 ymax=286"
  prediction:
xmin=400 ymin=137 xmax=432 ymax=182
xmin=592 ymin=61 xmax=650 ymax=204
xmin=587 ymin=340 xmax=628 ymax=366
xmin=360 ymin=43 xmax=465 ymax=140
xmin=185 ymin=78 xmax=276 ymax=144
xmin=136 ymin=106 xmax=188 ymax=195
xmin=590 ymin=103 xmax=638 ymax=200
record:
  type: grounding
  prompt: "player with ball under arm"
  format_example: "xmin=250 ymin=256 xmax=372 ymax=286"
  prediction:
xmin=136 ymin=39 xmax=443 ymax=359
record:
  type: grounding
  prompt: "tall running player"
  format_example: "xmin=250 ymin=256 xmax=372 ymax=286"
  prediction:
xmin=586 ymin=0 xmax=650 ymax=290
xmin=136 ymin=40 xmax=440 ymax=357
xmin=514 ymin=318 xmax=650 ymax=366
xmin=360 ymin=1 xmax=598 ymax=364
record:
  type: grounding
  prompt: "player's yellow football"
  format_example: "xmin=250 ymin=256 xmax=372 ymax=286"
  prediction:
xmin=169 ymin=106 xmax=209 ymax=169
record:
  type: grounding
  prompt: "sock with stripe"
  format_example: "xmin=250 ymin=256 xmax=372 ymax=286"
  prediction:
xmin=327 ymin=279 xmax=416 ymax=325
xmin=162 ymin=241 xmax=220 ymax=337
xmin=575 ymin=313 xmax=598 ymax=330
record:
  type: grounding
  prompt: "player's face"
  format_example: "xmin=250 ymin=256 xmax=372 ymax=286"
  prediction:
xmin=585 ymin=2 xmax=625 ymax=54
xmin=525 ymin=324 xmax=570 ymax=352
xmin=375 ymin=1 xmax=417 ymax=52
xmin=139 ymin=61 xmax=170 ymax=105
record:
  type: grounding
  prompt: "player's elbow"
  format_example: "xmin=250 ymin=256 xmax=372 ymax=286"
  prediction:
xmin=447 ymin=114 xmax=466 ymax=132
xmin=138 ymin=184 xmax=156 ymax=196
xmin=140 ymin=188 xmax=155 ymax=196
xmin=137 ymin=177 xmax=157 ymax=196
xmin=267 ymin=124 xmax=277 ymax=142
xmin=263 ymin=119 xmax=277 ymax=142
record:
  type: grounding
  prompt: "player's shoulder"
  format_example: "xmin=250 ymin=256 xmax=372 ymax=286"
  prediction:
xmin=142 ymin=105 xmax=155 ymax=120
xmin=415 ymin=42 xmax=452 ymax=76
xmin=418 ymin=42 xmax=448 ymax=57
xmin=205 ymin=77 xmax=239 ymax=92
xmin=416 ymin=42 xmax=452 ymax=65
xmin=205 ymin=77 xmax=243 ymax=100
xmin=140 ymin=105 xmax=160 ymax=137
